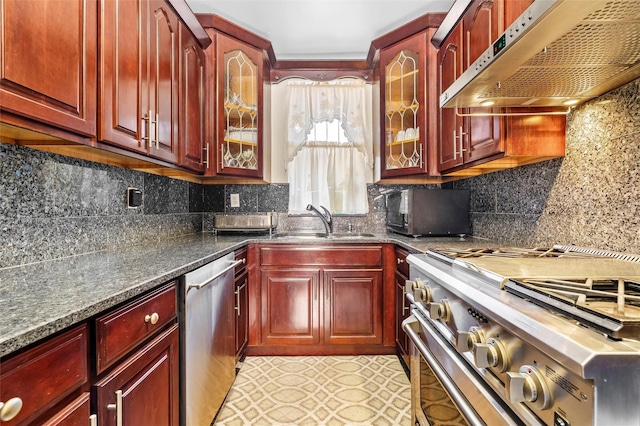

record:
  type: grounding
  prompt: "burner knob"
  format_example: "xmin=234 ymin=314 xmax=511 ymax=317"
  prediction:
xmin=456 ymin=327 xmax=485 ymax=353
xmin=429 ymin=299 xmax=452 ymax=321
xmin=474 ymin=338 xmax=509 ymax=373
xmin=414 ymin=286 xmax=433 ymax=304
xmin=506 ymin=365 xmax=552 ymax=410
xmin=405 ymin=279 xmax=433 ymax=303
xmin=405 ymin=278 xmax=422 ymax=294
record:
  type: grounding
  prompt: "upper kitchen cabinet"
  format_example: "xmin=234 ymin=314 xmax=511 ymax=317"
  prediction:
xmin=375 ymin=14 xmax=444 ymax=179
xmin=0 ymin=0 xmax=97 ymax=142
xmin=437 ymin=22 xmax=464 ymax=171
xmin=198 ymin=15 xmax=271 ymax=179
xmin=435 ymin=0 xmax=565 ymax=176
xmin=99 ymin=0 xmax=180 ymax=164
xmin=218 ymin=34 xmax=261 ymax=176
xmin=178 ymin=21 xmax=207 ymax=172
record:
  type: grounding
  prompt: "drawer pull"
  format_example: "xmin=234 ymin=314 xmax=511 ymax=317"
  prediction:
xmin=107 ymin=390 xmax=123 ymax=426
xmin=0 ymin=397 xmax=23 ymax=421
xmin=90 ymin=414 xmax=98 ymax=426
xmin=397 ymin=258 xmax=404 ymax=264
xmin=144 ymin=312 xmax=159 ymax=325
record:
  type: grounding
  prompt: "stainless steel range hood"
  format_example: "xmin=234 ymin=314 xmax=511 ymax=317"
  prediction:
xmin=440 ymin=0 xmax=640 ymax=108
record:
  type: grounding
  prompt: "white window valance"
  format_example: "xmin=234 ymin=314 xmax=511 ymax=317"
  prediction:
xmin=285 ymin=81 xmax=373 ymax=168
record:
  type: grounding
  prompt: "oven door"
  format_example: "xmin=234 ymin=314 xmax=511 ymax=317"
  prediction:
xmin=403 ymin=314 xmax=525 ymax=426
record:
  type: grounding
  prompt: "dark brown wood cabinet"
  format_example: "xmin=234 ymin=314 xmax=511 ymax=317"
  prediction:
xmin=394 ymin=248 xmax=411 ymax=368
xmin=436 ymin=0 xmax=565 ymax=176
xmin=234 ymin=249 xmax=249 ymax=364
xmin=178 ymin=22 xmax=207 ymax=172
xmin=0 ymin=282 xmax=178 ymax=426
xmin=95 ymin=283 xmax=177 ymax=374
xmin=324 ymin=269 xmax=383 ymax=345
xmin=461 ymin=0 xmax=502 ymax=164
xmin=0 ymin=0 xmax=97 ymax=139
xmin=437 ymin=22 xmax=464 ymax=171
xmin=93 ymin=282 xmax=179 ymax=426
xmin=41 ymin=393 xmax=92 ymax=426
xmin=261 ymin=268 xmax=322 ymax=346
xmin=251 ymin=244 xmax=391 ymax=355
xmin=376 ymin=14 xmax=444 ymax=179
xmin=198 ymin=15 xmax=271 ymax=179
xmin=93 ymin=325 xmax=179 ymax=426
xmin=99 ymin=0 xmax=179 ymax=164
xmin=0 ymin=325 xmax=89 ymax=426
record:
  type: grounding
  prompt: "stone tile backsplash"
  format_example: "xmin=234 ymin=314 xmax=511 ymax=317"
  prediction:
xmin=2 ymin=77 xmax=639 ymax=266
xmin=0 ymin=144 xmax=202 ymax=268
xmin=449 ymin=78 xmax=640 ymax=254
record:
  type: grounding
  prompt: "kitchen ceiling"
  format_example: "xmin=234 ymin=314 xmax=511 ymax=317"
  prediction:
xmin=185 ymin=0 xmax=455 ymax=60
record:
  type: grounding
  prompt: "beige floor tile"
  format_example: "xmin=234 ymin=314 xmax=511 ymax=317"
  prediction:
xmin=214 ymin=355 xmax=411 ymax=425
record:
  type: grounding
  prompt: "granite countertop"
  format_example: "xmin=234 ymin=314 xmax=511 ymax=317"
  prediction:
xmin=0 ymin=231 xmax=494 ymax=358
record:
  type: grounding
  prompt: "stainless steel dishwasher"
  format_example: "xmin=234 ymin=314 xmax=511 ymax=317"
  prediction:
xmin=180 ymin=252 xmax=240 ymax=426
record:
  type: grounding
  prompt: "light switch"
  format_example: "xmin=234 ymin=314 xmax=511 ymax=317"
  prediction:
xmin=230 ymin=193 xmax=240 ymax=208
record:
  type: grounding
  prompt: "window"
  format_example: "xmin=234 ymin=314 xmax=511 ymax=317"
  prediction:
xmin=285 ymin=80 xmax=372 ymax=214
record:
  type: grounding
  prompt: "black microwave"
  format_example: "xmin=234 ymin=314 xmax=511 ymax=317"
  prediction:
xmin=385 ymin=189 xmax=471 ymax=237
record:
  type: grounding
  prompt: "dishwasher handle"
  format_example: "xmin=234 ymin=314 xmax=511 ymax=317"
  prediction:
xmin=188 ymin=259 xmax=243 ymax=291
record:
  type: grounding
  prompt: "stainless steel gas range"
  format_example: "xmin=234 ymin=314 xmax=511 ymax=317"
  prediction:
xmin=403 ymin=245 xmax=640 ymax=426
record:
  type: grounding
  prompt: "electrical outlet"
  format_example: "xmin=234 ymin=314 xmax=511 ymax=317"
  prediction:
xmin=230 ymin=193 xmax=240 ymax=208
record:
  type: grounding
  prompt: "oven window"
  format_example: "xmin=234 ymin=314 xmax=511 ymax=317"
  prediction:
xmin=418 ymin=353 xmax=469 ymax=425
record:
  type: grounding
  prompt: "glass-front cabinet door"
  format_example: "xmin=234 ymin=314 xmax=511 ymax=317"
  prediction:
xmin=216 ymin=33 xmax=263 ymax=178
xmin=379 ymin=33 xmax=426 ymax=178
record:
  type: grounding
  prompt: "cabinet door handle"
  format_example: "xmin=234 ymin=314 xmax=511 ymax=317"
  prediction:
xmin=459 ymin=125 xmax=467 ymax=156
xmin=235 ymin=282 xmax=246 ymax=317
xmin=144 ymin=312 xmax=159 ymax=324
xmin=402 ymin=287 xmax=409 ymax=315
xmin=0 ymin=397 xmax=23 ymax=421
xmin=203 ymin=143 xmax=209 ymax=167
xmin=155 ymin=113 xmax=160 ymax=149
xmin=452 ymin=128 xmax=458 ymax=160
xmin=106 ymin=390 xmax=123 ymax=426
xmin=141 ymin=112 xmax=150 ymax=147
xmin=89 ymin=414 xmax=98 ymax=426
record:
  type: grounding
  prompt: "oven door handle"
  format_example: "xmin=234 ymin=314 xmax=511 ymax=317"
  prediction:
xmin=403 ymin=315 xmax=486 ymax=426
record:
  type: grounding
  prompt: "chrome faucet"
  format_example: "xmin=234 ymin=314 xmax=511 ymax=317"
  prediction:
xmin=306 ymin=204 xmax=333 ymax=234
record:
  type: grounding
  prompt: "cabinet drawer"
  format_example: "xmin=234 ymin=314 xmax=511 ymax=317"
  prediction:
xmin=0 ymin=324 xmax=88 ymax=426
xmin=395 ymin=248 xmax=410 ymax=278
xmin=260 ymin=245 xmax=383 ymax=267
xmin=95 ymin=282 xmax=176 ymax=374
xmin=42 ymin=392 xmax=91 ymax=426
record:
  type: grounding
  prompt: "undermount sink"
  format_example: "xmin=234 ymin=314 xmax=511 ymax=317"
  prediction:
xmin=272 ymin=232 xmax=376 ymax=239
xmin=327 ymin=232 xmax=376 ymax=239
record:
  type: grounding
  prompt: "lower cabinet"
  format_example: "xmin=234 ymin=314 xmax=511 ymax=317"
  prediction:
xmin=261 ymin=268 xmax=321 ymax=346
xmin=0 ymin=324 xmax=89 ymax=425
xmin=252 ymin=244 xmax=390 ymax=355
xmin=0 ymin=281 xmax=178 ymax=426
xmin=324 ymin=269 xmax=383 ymax=345
xmin=234 ymin=248 xmax=249 ymax=364
xmin=93 ymin=324 xmax=179 ymax=426
xmin=41 ymin=393 xmax=92 ymax=426
xmin=395 ymin=248 xmax=411 ymax=368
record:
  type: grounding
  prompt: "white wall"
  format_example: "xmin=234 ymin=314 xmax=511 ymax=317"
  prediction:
xmin=269 ymin=78 xmax=376 ymax=184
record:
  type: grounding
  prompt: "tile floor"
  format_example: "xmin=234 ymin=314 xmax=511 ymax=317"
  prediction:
xmin=214 ymin=355 xmax=411 ymax=425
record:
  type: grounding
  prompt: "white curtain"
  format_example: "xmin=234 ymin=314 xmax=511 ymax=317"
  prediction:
xmin=286 ymin=81 xmax=372 ymax=167
xmin=285 ymin=81 xmax=372 ymax=215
